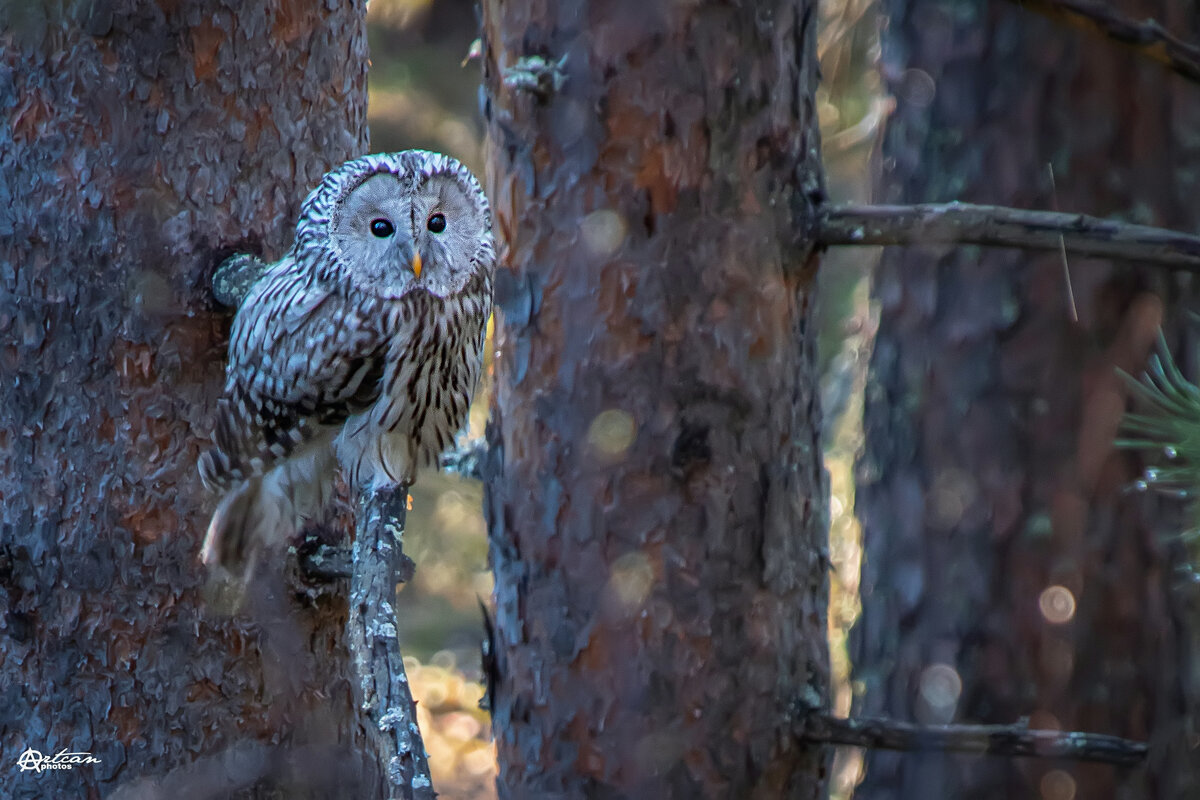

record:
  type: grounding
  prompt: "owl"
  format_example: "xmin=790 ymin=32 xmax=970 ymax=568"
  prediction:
xmin=199 ymin=151 xmax=494 ymax=574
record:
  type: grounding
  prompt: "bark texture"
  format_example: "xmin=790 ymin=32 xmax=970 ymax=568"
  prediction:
xmin=480 ymin=1 xmax=830 ymax=797
xmin=853 ymin=1 xmax=1200 ymax=798
xmin=347 ymin=485 xmax=433 ymax=800
xmin=0 ymin=3 xmax=374 ymax=797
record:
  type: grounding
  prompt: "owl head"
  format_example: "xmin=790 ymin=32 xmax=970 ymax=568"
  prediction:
xmin=294 ymin=150 xmax=493 ymax=299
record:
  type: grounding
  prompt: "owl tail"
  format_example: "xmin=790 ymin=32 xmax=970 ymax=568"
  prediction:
xmin=201 ymin=476 xmax=280 ymax=573
xmin=201 ymin=446 xmax=337 ymax=577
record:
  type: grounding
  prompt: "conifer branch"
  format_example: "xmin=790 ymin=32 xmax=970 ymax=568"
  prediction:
xmin=817 ymin=203 xmax=1200 ymax=271
xmin=796 ymin=707 xmax=1148 ymax=766
xmin=1008 ymin=0 xmax=1200 ymax=84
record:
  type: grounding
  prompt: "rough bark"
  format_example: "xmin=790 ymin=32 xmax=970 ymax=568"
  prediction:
xmin=853 ymin=1 xmax=1200 ymax=799
xmin=347 ymin=485 xmax=433 ymax=800
xmin=0 ymin=3 xmax=376 ymax=797
xmin=480 ymin=1 xmax=830 ymax=797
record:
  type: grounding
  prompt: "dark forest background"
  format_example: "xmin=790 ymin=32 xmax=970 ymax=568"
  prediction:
xmin=372 ymin=0 xmax=1200 ymax=797
xmin=4 ymin=0 xmax=1199 ymax=797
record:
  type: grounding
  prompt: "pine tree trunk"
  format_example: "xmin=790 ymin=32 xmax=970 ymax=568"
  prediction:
xmin=853 ymin=2 xmax=1200 ymax=798
xmin=1 ymin=3 xmax=376 ymax=796
xmin=479 ymin=1 xmax=831 ymax=796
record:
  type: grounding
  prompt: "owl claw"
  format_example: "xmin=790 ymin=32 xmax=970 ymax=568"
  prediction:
xmin=213 ymin=253 xmax=270 ymax=308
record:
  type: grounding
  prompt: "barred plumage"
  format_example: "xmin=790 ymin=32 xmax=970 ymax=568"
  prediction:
xmin=200 ymin=151 xmax=494 ymax=573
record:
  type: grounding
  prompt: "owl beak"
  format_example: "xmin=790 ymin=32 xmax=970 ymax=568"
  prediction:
xmin=411 ymin=251 xmax=423 ymax=279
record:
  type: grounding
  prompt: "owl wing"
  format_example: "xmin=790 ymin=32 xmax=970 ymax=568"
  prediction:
xmin=200 ymin=262 xmax=391 ymax=489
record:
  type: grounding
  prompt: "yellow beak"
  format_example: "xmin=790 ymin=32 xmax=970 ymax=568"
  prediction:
xmin=411 ymin=251 xmax=423 ymax=279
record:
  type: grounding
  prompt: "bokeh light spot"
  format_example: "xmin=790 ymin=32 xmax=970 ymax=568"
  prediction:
xmin=588 ymin=409 xmax=636 ymax=458
xmin=580 ymin=209 xmax=627 ymax=258
xmin=899 ymin=68 xmax=936 ymax=107
xmin=1039 ymin=637 xmax=1075 ymax=682
xmin=929 ymin=468 xmax=978 ymax=529
xmin=1029 ymin=710 xmax=1062 ymax=731
xmin=918 ymin=663 xmax=962 ymax=719
xmin=608 ymin=551 xmax=655 ymax=613
xmin=1038 ymin=585 xmax=1076 ymax=625
xmin=1041 ymin=769 xmax=1076 ymax=800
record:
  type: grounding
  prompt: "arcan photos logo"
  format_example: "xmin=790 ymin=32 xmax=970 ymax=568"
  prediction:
xmin=17 ymin=747 xmax=101 ymax=774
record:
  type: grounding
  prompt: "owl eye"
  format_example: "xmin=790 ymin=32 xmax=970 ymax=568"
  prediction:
xmin=370 ymin=218 xmax=395 ymax=238
xmin=427 ymin=213 xmax=447 ymax=234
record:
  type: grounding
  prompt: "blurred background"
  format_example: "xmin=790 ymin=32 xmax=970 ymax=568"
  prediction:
xmin=366 ymin=1 xmax=881 ymax=796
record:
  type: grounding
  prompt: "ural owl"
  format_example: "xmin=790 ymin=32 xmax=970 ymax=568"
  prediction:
xmin=200 ymin=151 xmax=494 ymax=573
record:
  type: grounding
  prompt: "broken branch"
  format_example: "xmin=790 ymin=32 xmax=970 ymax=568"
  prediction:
xmin=1007 ymin=0 xmax=1200 ymax=84
xmin=347 ymin=484 xmax=434 ymax=799
xmin=817 ymin=202 xmax=1200 ymax=271
xmin=796 ymin=707 xmax=1148 ymax=767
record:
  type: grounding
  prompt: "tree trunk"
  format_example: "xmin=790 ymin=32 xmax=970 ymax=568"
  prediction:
xmin=853 ymin=1 xmax=1200 ymax=798
xmin=0 ymin=3 xmax=377 ymax=797
xmin=479 ymin=1 xmax=830 ymax=797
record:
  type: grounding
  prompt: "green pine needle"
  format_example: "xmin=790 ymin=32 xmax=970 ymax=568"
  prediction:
xmin=1118 ymin=332 xmax=1200 ymax=496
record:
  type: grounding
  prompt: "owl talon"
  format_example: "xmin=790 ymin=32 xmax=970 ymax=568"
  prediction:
xmin=213 ymin=253 xmax=270 ymax=308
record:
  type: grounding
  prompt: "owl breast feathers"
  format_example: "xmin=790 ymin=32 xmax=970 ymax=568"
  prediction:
xmin=199 ymin=151 xmax=494 ymax=573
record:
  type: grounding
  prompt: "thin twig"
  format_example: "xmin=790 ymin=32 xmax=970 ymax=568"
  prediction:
xmin=348 ymin=484 xmax=435 ymax=799
xmin=817 ymin=202 xmax=1200 ymax=271
xmin=1008 ymin=0 xmax=1200 ymax=85
xmin=1046 ymin=164 xmax=1078 ymax=322
xmin=796 ymin=708 xmax=1148 ymax=767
